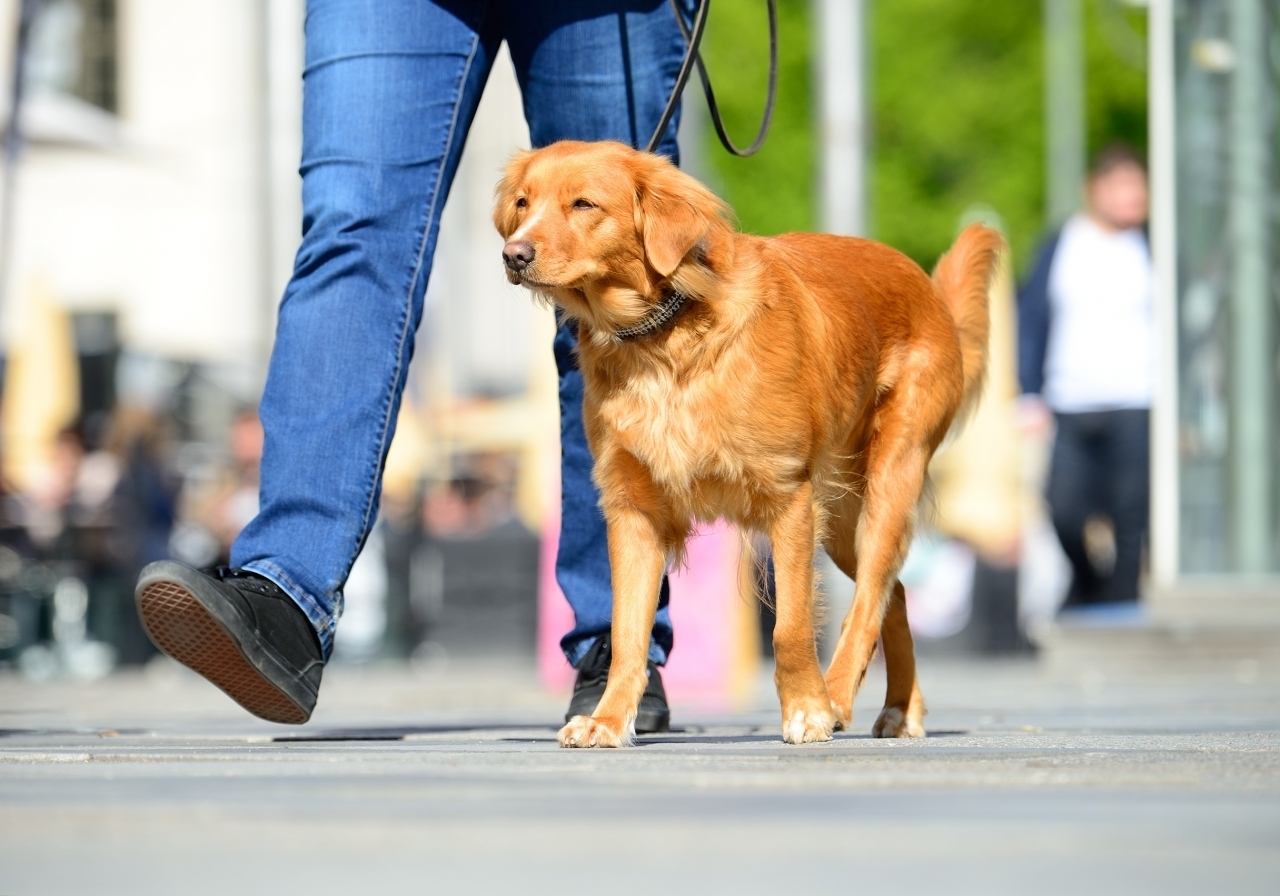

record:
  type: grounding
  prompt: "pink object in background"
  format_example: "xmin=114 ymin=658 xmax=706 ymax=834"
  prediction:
xmin=537 ymin=513 xmax=745 ymax=711
xmin=536 ymin=507 xmax=577 ymax=691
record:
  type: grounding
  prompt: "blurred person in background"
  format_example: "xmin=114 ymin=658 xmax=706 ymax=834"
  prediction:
xmin=177 ymin=408 xmax=265 ymax=567
xmin=1017 ymin=144 xmax=1153 ymax=615
xmin=106 ymin=409 xmax=179 ymax=582
xmin=134 ymin=0 xmax=691 ymax=728
xmin=95 ymin=407 xmax=177 ymax=663
xmin=5 ymin=410 xmax=176 ymax=668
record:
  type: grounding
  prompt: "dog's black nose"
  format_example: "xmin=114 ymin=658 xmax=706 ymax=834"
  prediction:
xmin=503 ymin=241 xmax=535 ymax=272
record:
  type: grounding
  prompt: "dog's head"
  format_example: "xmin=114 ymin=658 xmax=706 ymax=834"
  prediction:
xmin=493 ymin=140 xmax=728 ymax=338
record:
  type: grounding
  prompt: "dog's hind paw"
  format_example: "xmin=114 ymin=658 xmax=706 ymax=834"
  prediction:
xmin=781 ymin=707 xmax=835 ymax=744
xmin=871 ymin=706 xmax=925 ymax=738
xmin=830 ymin=699 xmax=853 ymax=732
xmin=558 ymin=714 xmax=634 ymax=748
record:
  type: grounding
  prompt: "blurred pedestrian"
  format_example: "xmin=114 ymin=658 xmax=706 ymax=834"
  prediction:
xmin=97 ymin=407 xmax=177 ymax=663
xmin=1018 ymin=144 xmax=1153 ymax=612
xmin=134 ymin=1 xmax=688 ymax=728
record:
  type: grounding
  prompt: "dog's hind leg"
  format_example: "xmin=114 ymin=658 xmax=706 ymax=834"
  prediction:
xmin=823 ymin=507 xmax=923 ymax=735
xmin=770 ymin=482 xmax=836 ymax=744
xmin=872 ymin=580 xmax=925 ymax=737
xmin=823 ymin=434 xmax=929 ymax=739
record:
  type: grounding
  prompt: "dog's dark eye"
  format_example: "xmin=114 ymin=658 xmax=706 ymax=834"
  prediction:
xmin=515 ymin=197 xmax=528 ymax=209
xmin=572 ymin=198 xmax=596 ymax=210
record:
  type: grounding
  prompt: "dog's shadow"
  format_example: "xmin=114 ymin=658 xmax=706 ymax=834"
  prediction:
xmin=273 ymin=725 xmax=971 ymax=744
xmin=275 ymin=726 xmax=779 ymax=745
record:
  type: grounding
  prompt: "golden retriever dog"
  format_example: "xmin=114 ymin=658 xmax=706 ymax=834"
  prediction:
xmin=494 ymin=140 xmax=1003 ymax=748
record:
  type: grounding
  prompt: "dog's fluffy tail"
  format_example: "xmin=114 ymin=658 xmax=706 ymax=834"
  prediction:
xmin=931 ymin=223 xmax=1005 ymax=422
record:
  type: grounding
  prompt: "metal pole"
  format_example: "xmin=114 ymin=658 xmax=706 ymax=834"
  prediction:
xmin=1228 ymin=0 xmax=1272 ymax=573
xmin=1044 ymin=0 xmax=1086 ymax=225
xmin=261 ymin=0 xmax=304 ymax=377
xmin=0 ymin=0 xmax=43 ymax=323
xmin=816 ymin=0 xmax=866 ymax=236
xmin=1148 ymin=0 xmax=1179 ymax=588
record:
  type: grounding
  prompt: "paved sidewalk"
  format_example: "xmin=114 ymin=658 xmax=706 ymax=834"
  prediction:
xmin=1 ymin=656 xmax=1278 ymax=895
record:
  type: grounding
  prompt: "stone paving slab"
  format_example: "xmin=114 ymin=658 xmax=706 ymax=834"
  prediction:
xmin=1 ymin=658 xmax=1278 ymax=895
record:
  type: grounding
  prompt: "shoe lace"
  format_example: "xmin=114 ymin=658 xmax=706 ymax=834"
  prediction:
xmin=210 ymin=566 xmax=256 ymax=581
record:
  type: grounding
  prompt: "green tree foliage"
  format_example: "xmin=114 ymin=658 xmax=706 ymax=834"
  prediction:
xmin=701 ymin=0 xmax=1147 ymax=275
xmin=873 ymin=0 xmax=1147 ymax=272
xmin=699 ymin=0 xmax=816 ymax=234
xmin=872 ymin=1 xmax=1045 ymax=271
xmin=1085 ymin=1 xmax=1149 ymax=160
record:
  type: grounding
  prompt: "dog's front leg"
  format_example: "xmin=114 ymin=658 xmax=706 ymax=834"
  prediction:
xmin=770 ymin=483 xmax=836 ymax=744
xmin=558 ymin=505 xmax=665 ymax=748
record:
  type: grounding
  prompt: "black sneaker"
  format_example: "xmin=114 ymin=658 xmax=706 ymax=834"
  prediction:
xmin=565 ymin=635 xmax=670 ymax=733
xmin=135 ymin=561 xmax=324 ymax=724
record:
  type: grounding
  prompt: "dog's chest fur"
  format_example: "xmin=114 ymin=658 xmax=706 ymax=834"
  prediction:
xmin=595 ymin=361 xmax=804 ymax=523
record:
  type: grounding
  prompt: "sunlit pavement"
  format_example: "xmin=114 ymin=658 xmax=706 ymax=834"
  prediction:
xmin=2 ymin=656 xmax=1278 ymax=895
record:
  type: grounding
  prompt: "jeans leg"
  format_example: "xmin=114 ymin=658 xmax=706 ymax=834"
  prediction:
xmin=231 ymin=0 xmax=501 ymax=658
xmin=503 ymin=1 xmax=689 ymax=666
xmin=1047 ymin=413 xmax=1105 ymax=607
xmin=1102 ymin=409 xmax=1150 ymax=603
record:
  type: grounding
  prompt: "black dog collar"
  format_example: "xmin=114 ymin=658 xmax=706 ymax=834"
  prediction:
xmin=614 ymin=289 xmax=690 ymax=341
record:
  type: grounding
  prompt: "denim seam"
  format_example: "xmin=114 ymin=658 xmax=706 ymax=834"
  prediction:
xmin=342 ymin=25 xmax=483 ymax=588
xmin=304 ymin=49 xmax=471 ymax=76
xmin=298 ymin=156 xmax=446 ymax=170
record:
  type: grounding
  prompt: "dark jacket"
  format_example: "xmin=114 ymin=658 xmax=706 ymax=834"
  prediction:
xmin=1016 ymin=229 xmax=1062 ymax=397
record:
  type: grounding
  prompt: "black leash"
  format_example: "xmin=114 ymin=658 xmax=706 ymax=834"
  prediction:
xmin=646 ymin=0 xmax=779 ymax=158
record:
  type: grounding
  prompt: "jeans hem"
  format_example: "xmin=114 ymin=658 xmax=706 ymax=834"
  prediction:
xmin=565 ymin=634 xmax=669 ymax=669
xmin=243 ymin=560 xmax=337 ymax=661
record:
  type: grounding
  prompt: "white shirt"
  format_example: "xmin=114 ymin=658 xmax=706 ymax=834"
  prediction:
xmin=1042 ymin=214 xmax=1154 ymax=412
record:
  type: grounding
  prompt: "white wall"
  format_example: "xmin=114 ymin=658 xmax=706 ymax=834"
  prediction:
xmin=5 ymin=0 xmax=542 ymax=404
xmin=423 ymin=46 xmax=538 ymax=402
xmin=5 ymin=0 xmax=285 ymax=376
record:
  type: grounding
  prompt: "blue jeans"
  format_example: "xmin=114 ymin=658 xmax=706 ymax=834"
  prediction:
xmin=231 ymin=0 xmax=681 ymax=666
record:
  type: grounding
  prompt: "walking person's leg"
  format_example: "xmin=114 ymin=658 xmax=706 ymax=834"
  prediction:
xmin=1047 ymin=412 xmax=1106 ymax=608
xmin=502 ymin=0 xmax=690 ymax=728
xmin=136 ymin=0 xmax=503 ymax=723
xmin=1101 ymin=408 xmax=1150 ymax=604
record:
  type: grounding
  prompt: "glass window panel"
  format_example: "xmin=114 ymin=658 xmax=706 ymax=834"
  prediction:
xmin=1175 ymin=0 xmax=1280 ymax=573
xmin=26 ymin=0 xmax=117 ymax=113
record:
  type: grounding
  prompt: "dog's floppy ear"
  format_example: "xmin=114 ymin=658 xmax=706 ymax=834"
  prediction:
xmin=636 ymin=162 xmax=713 ymax=277
xmin=493 ymin=150 xmax=533 ymax=239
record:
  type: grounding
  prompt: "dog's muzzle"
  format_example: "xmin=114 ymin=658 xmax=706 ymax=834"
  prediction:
xmin=503 ymin=240 xmax=535 ymax=273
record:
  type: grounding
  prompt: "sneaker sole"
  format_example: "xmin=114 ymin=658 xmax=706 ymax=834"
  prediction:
xmin=635 ymin=708 xmax=670 ymax=735
xmin=137 ymin=576 xmax=311 ymax=725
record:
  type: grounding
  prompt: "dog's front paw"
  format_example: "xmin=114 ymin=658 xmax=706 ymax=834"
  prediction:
xmin=781 ymin=705 xmax=835 ymax=744
xmin=558 ymin=714 xmax=634 ymax=748
xmin=871 ymin=705 xmax=925 ymax=738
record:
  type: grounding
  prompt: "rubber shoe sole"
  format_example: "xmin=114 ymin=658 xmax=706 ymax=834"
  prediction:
xmin=136 ymin=565 xmax=314 ymax=724
xmin=635 ymin=704 xmax=670 ymax=734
